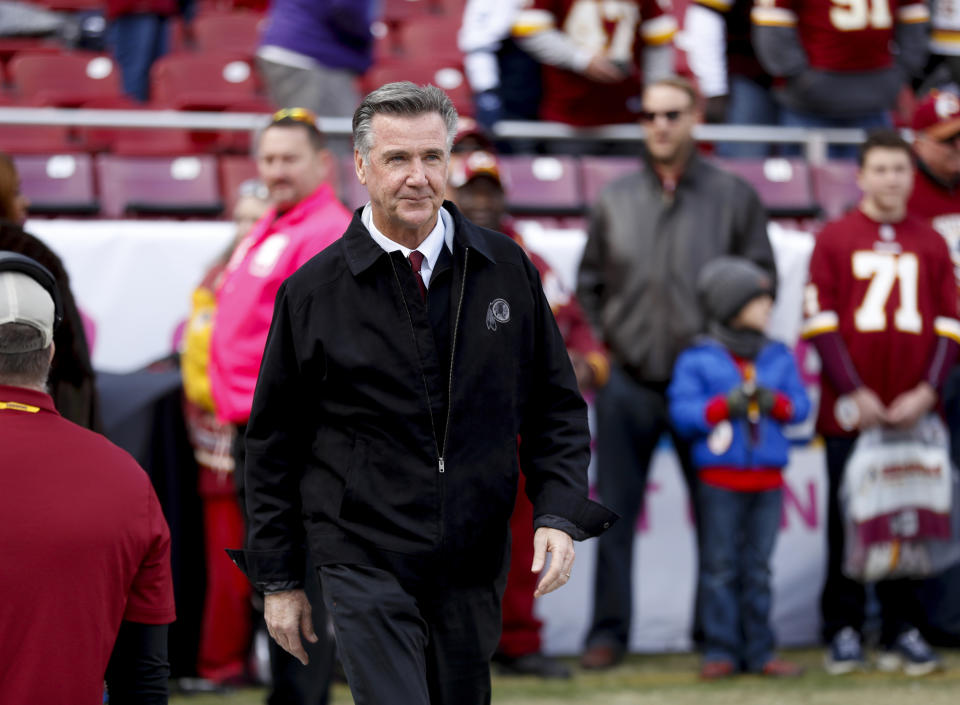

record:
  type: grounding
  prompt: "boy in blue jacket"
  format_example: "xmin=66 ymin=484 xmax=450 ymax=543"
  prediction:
xmin=668 ymin=256 xmax=810 ymax=680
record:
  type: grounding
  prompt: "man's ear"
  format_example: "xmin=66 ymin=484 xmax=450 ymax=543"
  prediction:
xmin=354 ymin=150 xmax=366 ymax=186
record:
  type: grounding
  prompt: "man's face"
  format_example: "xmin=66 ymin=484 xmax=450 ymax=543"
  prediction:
xmin=257 ymin=126 xmax=328 ymax=211
xmin=355 ymin=112 xmax=449 ymax=242
xmin=455 ymin=176 xmax=505 ymax=231
xmin=915 ymin=132 xmax=960 ymax=182
xmin=858 ymin=147 xmax=914 ymax=213
xmin=640 ymin=85 xmax=698 ymax=165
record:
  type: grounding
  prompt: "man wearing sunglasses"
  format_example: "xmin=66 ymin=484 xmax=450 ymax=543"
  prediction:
xmin=577 ymin=76 xmax=776 ymax=670
xmin=209 ymin=108 xmax=351 ymax=703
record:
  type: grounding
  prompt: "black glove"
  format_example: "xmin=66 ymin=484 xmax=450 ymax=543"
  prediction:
xmin=726 ymin=386 xmax=750 ymax=419
xmin=755 ymin=386 xmax=777 ymax=416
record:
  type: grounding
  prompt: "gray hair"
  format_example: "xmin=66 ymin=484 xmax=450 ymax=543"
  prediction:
xmin=0 ymin=323 xmax=50 ymax=388
xmin=353 ymin=82 xmax=459 ymax=162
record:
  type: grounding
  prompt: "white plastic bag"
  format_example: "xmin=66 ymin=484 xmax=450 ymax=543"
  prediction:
xmin=841 ymin=415 xmax=960 ymax=581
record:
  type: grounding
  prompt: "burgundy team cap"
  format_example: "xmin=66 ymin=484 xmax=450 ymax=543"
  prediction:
xmin=913 ymin=91 xmax=960 ymax=141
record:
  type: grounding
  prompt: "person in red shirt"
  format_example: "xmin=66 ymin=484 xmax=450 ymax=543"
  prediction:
xmin=801 ymin=130 xmax=960 ymax=675
xmin=0 ymin=252 xmax=176 ymax=704
xmin=511 ymin=0 xmax=677 ymax=127
xmin=448 ymin=148 xmax=608 ymax=679
xmin=751 ymin=0 xmax=929 ymax=155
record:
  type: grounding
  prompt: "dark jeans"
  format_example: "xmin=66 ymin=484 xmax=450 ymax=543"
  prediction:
xmin=110 ymin=13 xmax=169 ymax=102
xmin=821 ymin=435 xmax=921 ymax=647
xmin=584 ymin=365 xmax=699 ymax=652
xmin=699 ymin=484 xmax=782 ymax=671
xmin=233 ymin=426 xmax=334 ymax=705
xmin=321 ymin=562 xmax=506 ymax=705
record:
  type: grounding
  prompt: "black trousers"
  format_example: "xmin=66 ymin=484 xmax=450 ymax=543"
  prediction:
xmin=233 ymin=426 xmax=335 ymax=705
xmin=820 ymin=435 xmax=923 ymax=647
xmin=320 ymin=562 xmax=507 ymax=705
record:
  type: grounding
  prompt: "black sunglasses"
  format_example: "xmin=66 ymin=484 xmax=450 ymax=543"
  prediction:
xmin=639 ymin=109 xmax=686 ymax=123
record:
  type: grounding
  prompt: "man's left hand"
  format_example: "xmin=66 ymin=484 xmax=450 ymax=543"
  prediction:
xmin=886 ymin=382 xmax=938 ymax=429
xmin=531 ymin=527 xmax=575 ymax=598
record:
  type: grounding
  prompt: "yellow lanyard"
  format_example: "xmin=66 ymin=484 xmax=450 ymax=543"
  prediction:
xmin=0 ymin=401 xmax=41 ymax=413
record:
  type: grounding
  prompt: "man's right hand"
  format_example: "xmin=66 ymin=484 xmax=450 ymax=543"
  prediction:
xmin=264 ymin=589 xmax=318 ymax=666
xmin=583 ymin=54 xmax=628 ymax=83
xmin=851 ymin=387 xmax=887 ymax=430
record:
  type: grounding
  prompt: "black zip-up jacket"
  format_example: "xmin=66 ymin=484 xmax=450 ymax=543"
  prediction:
xmin=230 ymin=202 xmax=616 ymax=589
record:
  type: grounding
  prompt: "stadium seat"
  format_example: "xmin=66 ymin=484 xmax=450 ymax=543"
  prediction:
xmin=219 ymin=154 xmax=260 ymax=214
xmin=95 ymin=154 xmax=223 ymax=218
xmin=362 ymin=59 xmax=472 ymax=116
xmin=811 ymin=160 xmax=861 ymax=220
xmin=399 ymin=15 xmax=462 ymax=58
xmin=0 ymin=39 xmax=61 ymax=84
xmin=8 ymin=52 xmax=123 ymax=106
xmin=150 ymin=54 xmax=259 ymax=110
xmin=498 ymin=155 xmax=583 ymax=215
xmin=31 ymin=0 xmax=101 ymax=9
xmin=76 ymin=96 xmax=214 ymax=155
xmin=0 ymin=124 xmax=75 ymax=154
xmin=338 ymin=154 xmax=368 ymax=211
xmin=382 ymin=0 xmax=435 ymax=25
xmin=13 ymin=153 xmax=99 ymax=216
xmin=580 ymin=156 xmax=642 ymax=204
xmin=191 ymin=11 xmax=266 ymax=58
xmin=712 ymin=157 xmax=820 ymax=218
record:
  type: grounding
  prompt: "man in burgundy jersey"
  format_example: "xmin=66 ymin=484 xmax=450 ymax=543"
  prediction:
xmin=802 ymin=130 xmax=960 ymax=675
xmin=511 ymin=0 xmax=677 ymax=126
xmin=752 ymin=0 xmax=929 ymax=154
xmin=449 ymin=149 xmax=609 ymax=679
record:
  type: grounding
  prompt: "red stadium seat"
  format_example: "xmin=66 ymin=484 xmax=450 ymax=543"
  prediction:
xmin=31 ymin=0 xmax=101 ymax=9
xmin=382 ymin=0 xmax=434 ymax=25
xmin=362 ymin=59 xmax=472 ymax=116
xmin=711 ymin=157 xmax=820 ymax=218
xmin=338 ymin=153 xmax=368 ymax=211
xmin=498 ymin=155 xmax=583 ymax=215
xmin=76 ymin=96 xmax=214 ymax=155
xmin=580 ymin=156 xmax=642 ymax=204
xmin=0 ymin=124 xmax=75 ymax=154
xmin=191 ymin=11 xmax=266 ymax=58
xmin=150 ymin=54 xmax=260 ymax=110
xmin=8 ymin=52 xmax=123 ymax=106
xmin=13 ymin=153 xmax=99 ymax=216
xmin=811 ymin=160 xmax=861 ymax=220
xmin=0 ymin=39 xmax=61 ymax=84
xmin=95 ymin=154 xmax=223 ymax=218
xmin=399 ymin=15 xmax=462 ymax=58
xmin=219 ymin=154 xmax=260 ymax=214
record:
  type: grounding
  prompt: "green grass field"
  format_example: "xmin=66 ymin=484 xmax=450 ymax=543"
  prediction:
xmin=170 ymin=648 xmax=960 ymax=705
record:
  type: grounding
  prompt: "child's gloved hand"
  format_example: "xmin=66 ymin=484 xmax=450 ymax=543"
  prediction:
xmin=755 ymin=386 xmax=777 ymax=415
xmin=726 ymin=386 xmax=751 ymax=418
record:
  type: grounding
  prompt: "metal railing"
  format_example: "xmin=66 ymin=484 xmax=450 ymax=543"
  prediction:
xmin=0 ymin=107 xmax=872 ymax=164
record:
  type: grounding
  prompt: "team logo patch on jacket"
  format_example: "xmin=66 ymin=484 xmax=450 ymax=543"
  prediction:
xmin=486 ymin=298 xmax=511 ymax=331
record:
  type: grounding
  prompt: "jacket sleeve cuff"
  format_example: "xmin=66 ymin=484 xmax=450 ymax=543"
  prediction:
xmin=532 ymin=483 xmax=619 ymax=539
xmin=225 ymin=548 xmax=305 ymax=591
xmin=771 ymin=393 xmax=794 ymax=422
xmin=533 ymin=514 xmax=590 ymax=541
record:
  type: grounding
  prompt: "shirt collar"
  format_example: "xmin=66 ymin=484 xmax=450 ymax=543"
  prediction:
xmin=361 ymin=203 xmax=453 ymax=273
xmin=0 ymin=384 xmax=58 ymax=415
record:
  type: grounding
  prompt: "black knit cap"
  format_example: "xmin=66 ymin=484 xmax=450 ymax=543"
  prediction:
xmin=697 ymin=256 xmax=775 ymax=324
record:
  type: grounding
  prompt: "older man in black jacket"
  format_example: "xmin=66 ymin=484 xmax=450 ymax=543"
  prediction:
xmin=229 ymin=82 xmax=616 ymax=705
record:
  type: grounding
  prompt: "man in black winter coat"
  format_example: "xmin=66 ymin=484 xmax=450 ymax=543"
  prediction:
xmin=229 ymin=81 xmax=616 ymax=705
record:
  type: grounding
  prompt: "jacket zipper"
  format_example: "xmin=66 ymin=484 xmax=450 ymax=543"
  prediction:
xmin=439 ymin=248 xmax=469 ymax=473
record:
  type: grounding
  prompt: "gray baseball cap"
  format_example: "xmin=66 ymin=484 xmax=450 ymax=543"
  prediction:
xmin=0 ymin=271 xmax=55 ymax=351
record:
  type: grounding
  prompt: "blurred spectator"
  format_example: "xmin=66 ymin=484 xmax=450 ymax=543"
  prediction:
xmin=684 ymin=0 xmax=779 ymax=157
xmin=908 ymin=91 xmax=960 ymax=255
xmin=926 ymin=0 xmax=960 ymax=89
xmin=751 ymin=0 xmax=929 ymax=156
xmin=256 ymin=0 xmax=374 ymax=118
xmin=106 ymin=0 xmax=184 ymax=102
xmin=0 ymin=154 xmax=102 ymax=431
xmin=209 ymin=109 xmax=350 ymax=705
xmin=459 ymin=0 xmax=542 ymax=130
xmin=511 ymin=0 xmax=677 ymax=127
xmin=577 ymin=76 xmax=775 ymax=670
xmin=449 ymin=149 xmax=608 ymax=679
xmin=669 ymin=256 xmax=809 ymax=680
xmin=801 ymin=130 xmax=958 ymax=675
xmin=181 ymin=180 xmax=270 ymax=687
xmin=0 ymin=252 xmax=176 ymax=704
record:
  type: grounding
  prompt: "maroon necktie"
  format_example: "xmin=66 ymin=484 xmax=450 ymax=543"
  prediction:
xmin=408 ymin=250 xmax=427 ymax=301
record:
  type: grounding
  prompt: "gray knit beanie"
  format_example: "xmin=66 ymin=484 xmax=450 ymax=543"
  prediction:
xmin=697 ymin=256 xmax=775 ymax=324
